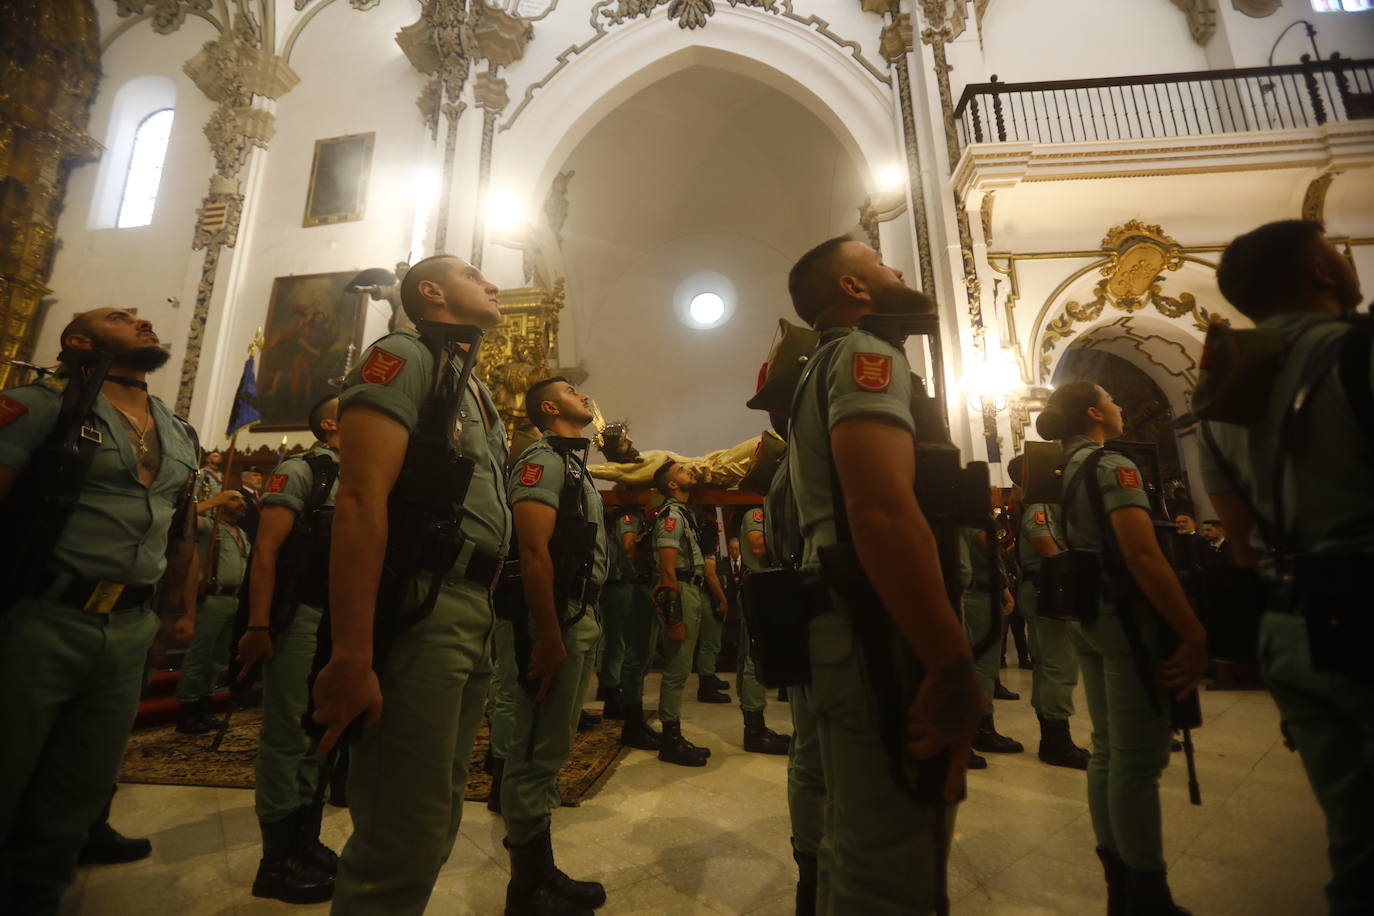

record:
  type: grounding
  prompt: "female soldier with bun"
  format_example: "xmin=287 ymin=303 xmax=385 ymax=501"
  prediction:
xmin=1036 ymin=381 xmax=1207 ymax=916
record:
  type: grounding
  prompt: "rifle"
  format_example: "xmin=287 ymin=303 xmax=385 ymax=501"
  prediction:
xmin=0 ymin=351 xmax=114 ymax=615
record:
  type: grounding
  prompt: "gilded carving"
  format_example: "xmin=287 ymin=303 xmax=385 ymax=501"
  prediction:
xmin=1302 ymin=171 xmax=1339 ymax=223
xmin=202 ymin=106 xmax=275 ymax=179
xmin=475 ymin=281 xmax=566 ymax=436
xmin=858 ymin=197 xmax=882 ymax=252
xmin=916 ymin=0 xmax=967 ymax=40
xmin=473 ymin=5 xmax=534 ymax=66
xmin=1170 ymin=0 xmax=1218 ymax=47
xmin=880 ymin=15 xmax=914 ymax=62
xmin=979 ymin=190 xmax=996 ymax=247
xmin=544 ymin=170 xmax=575 ymax=245
xmin=115 ymin=0 xmax=213 ymax=35
xmin=598 ymin=0 xmax=778 ymax=31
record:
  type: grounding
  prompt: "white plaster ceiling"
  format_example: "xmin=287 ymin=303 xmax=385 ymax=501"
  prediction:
xmin=557 ymin=64 xmax=866 ymax=457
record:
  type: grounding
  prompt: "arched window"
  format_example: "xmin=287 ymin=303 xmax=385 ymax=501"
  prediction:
xmin=117 ymin=108 xmax=174 ymax=228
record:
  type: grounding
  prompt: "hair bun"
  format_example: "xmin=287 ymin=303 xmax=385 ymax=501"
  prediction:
xmin=1036 ymin=406 xmax=1067 ymax=440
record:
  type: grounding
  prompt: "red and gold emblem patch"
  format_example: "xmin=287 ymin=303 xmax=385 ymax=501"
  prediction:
xmin=1033 ymin=510 xmax=1047 ymax=526
xmin=753 ymin=509 xmax=764 ymax=523
xmin=1116 ymin=467 xmax=1141 ymax=489
xmin=267 ymin=473 xmax=288 ymax=493
xmin=664 ymin=517 xmax=678 ymax=532
xmin=852 ymin=353 xmax=892 ymax=392
xmin=360 ymin=348 xmax=406 ymax=385
xmin=519 ymin=463 xmax=544 ymax=486
xmin=0 ymin=395 xmax=28 ymax=427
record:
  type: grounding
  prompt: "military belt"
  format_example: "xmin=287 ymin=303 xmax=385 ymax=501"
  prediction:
xmin=205 ymin=584 xmax=241 ymax=598
xmin=681 ymin=574 xmax=706 ymax=587
xmin=56 ymin=576 xmax=154 ymax=614
xmin=453 ymin=543 xmax=505 ymax=593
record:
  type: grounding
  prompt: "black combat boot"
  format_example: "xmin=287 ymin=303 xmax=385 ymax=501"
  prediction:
xmin=1096 ymin=847 xmax=1129 ymax=916
xmin=971 ymin=713 xmax=1024 ymax=754
xmin=488 ymin=755 xmax=506 ymax=813
xmin=577 ymin=710 xmax=602 ymax=732
xmin=967 ymin=752 xmax=988 ymax=770
xmin=703 ymin=673 xmax=730 ymax=692
xmin=657 ymin=721 xmax=709 ymax=767
xmin=504 ymin=831 xmax=603 ymax=915
xmin=696 ymin=678 xmax=730 ymax=704
xmin=1038 ymin=715 xmax=1090 ymax=770
xmin=743 ymin=710 xmax=791 ymax=755
xmin=1125 ymin=865 xmax=1192 ymax=915
xmin=198 ymin=696 xmax=226 ymax=729
xmin=993 ymin=680 xmax=1020 ymax=701
xmin=791 ymin=839 xmax=817 ymax=916
xmin=295 ymin=805 xmax=337 ymax=875
xmin=251 ymin=814 xmax=333 ymax=904
xmin=601 ymin=686 xmax=625 ymax=720
xmin=176 ymin=701 xmax=212 ymax=735
xmin=620 ymin=704 xmax=662 ymax=750
xmin=79 ymin=786 xmax=152 ymax=864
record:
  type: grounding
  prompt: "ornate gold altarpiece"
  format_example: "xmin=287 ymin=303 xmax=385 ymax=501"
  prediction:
xmin=477 ymin=279 xmax=565 ymax=438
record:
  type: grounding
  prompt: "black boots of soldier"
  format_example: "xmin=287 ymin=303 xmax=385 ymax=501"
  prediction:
xmin=488 ymin=754 xmax=506 ymax=813
xmin=1095 ymin=851 xmax=1190 ymax=916
xmin=697 ymin=674 xmax=730 ymax=704
xmin=252 ymin=808 xmax=334 ymax=904
xmin=79 ymin=820 xmax=153 ymax=864
xmin=971 ymin=713 xmax=1024 ymax=754
xmin=743 ymin=710 xmax=791 ymax=755
xmin=792 ymin=839 xmax=817 ymax=916
xmin=601 ymin=685 xmax=625 ymax=720
xmin=1097 ymin=847 xmax=1129 ymax=916
xmin=505 ymin=830 xmax=606 ymax=915
xmin=1039 ymin=715 xmax=1090 ymax=770
xmin=658 ymin=721 xmax=710 ymax=767
xmin=176 ymin=697 xmax=221 ymax=735
xmin=620 ymin=704 xmax=663 ymax=750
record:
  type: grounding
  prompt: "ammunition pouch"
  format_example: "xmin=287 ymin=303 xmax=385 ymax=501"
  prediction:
xmin=1291 ymin=552 xmax=1371 ymax=679
xmin=1194 ymin=565 xmax=1266 ymax=666
xmin=1036 ymin=550 xmax=1103 ymax=624
xmin=741 ymin=566 xmax=816 ymax=688
xmin=652 ymin=584 xmax=684 ymax=640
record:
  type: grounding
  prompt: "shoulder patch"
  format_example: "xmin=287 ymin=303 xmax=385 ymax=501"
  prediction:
xmin=664 ymin=517 xmax=678 ymax=532
xmin=1116 ymin=467 xmax=1141 ymax=489
xmin=752 ymin=508 xmax=764 ymax=523
xmin=1033 ymin=510 xmax=1047 ymax=526
xmin=519 ymin=462 xmax=544 ymax=486
xmin=852 ymin=353 xmax=892 ymax=392
xmin=267 ymin=473 xmax=288 ymax=493
xmin=0 ymin=395 xmax=29 ymax=427
xmin=360 ymin=347 xmax=407 ymax=385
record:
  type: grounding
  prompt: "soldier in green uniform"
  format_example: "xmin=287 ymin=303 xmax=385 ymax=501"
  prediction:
xmin=196 ymin=449 xmax=224 ymax=505
xmin=958 ymin=519 xmax=1022 ymax=768
xmin=595 ymin=504 xmax=631 ymax=721
xmin=650 ymin=460 xmax=717 ymax=766
xmin=694 ymin=512 xmax=731 ymax=703
xmin=487 ymin=595 xmax=519 ymax=814
xmin=175 ymin=493 xmax=252 ymax=733
xmin=607 ymin=507 xmax=662 ymax=749
xmin=735 ymin=506 xmax=790 ymax=755
xmin=235 ymin=395 xmax=341 ymax=904
xmin=784 ymin=237 xmax=984 ymax=914
xmin=500 ymin=377 xmax=609 ymax=915
xmin=1036 ymin=380 xmax=1207 ymax=915
xmin=1199 ymin=220 xmax=1372 ymax=916
xmin=1007 ymin=454 xmax=1090 ymax=770
xmin=0 ymin=307 xmax=201 ymax=914
xmin=311 ymin=254 xmax=511 ymax=916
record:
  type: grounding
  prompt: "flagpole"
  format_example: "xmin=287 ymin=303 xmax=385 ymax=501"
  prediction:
xmin=202 ymin=330 xmax=264 ymax=591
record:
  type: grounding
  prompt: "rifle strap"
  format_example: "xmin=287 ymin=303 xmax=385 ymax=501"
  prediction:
xmin=1338 ymin=316 xmax=1374 ymax=440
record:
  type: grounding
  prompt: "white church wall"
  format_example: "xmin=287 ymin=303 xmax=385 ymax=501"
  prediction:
xmin=39 ymin=15 xmax=219 ymax=411
xmin=1217 ymin=2 xmax=1374 ymax=69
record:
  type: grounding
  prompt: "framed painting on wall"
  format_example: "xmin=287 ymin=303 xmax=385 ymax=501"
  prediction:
xmin=256 ymin=271 xmax=367 ymax=431
xmin=302 ymin=132 xmax=374 ymax=227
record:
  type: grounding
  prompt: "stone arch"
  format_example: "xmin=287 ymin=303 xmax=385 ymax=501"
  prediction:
xmin=495 ymin=7 xmax=897 ymax=222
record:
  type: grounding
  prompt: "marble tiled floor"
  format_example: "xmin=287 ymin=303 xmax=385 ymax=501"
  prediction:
xmin=60 ymin=667 xmax=1329 ymax=915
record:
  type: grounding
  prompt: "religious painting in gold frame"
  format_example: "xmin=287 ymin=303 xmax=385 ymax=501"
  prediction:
xmin=302 ymin=132 xmax=374 ymax=227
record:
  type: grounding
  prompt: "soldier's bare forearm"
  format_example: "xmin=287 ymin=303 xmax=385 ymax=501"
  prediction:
xmin=519 ymin=544 xmax=560 ymax=640
xmin=924 ymin=654 xmax=985 ymax=735
xmin=329 ymin=486 xmax=383 ymax=662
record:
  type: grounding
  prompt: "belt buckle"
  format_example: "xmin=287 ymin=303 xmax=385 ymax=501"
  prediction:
xmin=84 ymin=581 xmax=124 ymax=614
xmin=490 ymin=556 xmax=506 ymax=593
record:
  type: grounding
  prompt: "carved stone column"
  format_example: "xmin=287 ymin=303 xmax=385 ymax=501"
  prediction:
xmin=468 ymin=6 xmax=530 ymax=268
xmin=877 ymin=11 xmax=937 ymax=297
xmin=0 ymin=0 xmax=102 ymax=389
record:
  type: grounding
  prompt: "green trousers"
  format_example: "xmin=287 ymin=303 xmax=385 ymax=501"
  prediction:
xmin=1069 ymin=600 xmax=1172 ymax=872
xmin=960 ymin=590 xmax=1001 ymax=709
xmin=502 ymin=610 xmax=601 ymax=844
xmin=806 ymin=603 xmax=957 ymax=915
xmin=606 ymin=583 xmax=657 ymax=706
xmin=175 ymin=593 xmax=238 ymax=703
xmin=488 ymin=617 xmax=517 ymax=760
xmin=1259 ymin=611 xmax=1374 ymax=915
xmin=697 ymin=597 xmax=723 ymax=678
xmin=1019 ymin=580 xmax=1079 ymax=721
xmin=657 ymin=581 xmax=708 ymax=724
xmin=0 ymin=592 xmax=158 ymax=913
xmin=735 ymin=594 xmax=768 ymax=713
xmin=254 ymin=604 xmax=323 ymax=822
xmin=333 ymin=577 xmax=494 ymax=916
xmin=787 ymin=677 xmax=825 ymax=858
xmin=598 ymin=579 xmax=628 ymax=688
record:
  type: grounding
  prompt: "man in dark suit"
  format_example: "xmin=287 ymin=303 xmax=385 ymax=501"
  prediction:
xmin=1200 ymin=519 xmax=1234 ymax=568
xmin=236 ymin=467 xmax=263 ymax=540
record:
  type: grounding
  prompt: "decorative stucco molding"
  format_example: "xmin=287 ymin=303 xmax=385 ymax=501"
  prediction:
xmin=1170 ymin=0 xmax=1218 ymax=47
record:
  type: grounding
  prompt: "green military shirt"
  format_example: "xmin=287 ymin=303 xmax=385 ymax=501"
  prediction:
xmin=198 ymin=517 xmax=250 ymax=588
xmin=1017 ymin=502 xmax=1061 ymax=575
xmin=786 ymin=327 xmax=914 ymax=574
xmin=262 ymin=444 xmax=339 ymax=513
xmin=507 ymin=434 xmax=608 ymax=587
xmin=654 ymin=498 xmax=703 ymax=575
xmin=605 ymin=510 xmax=642 ymax=584
xmin=0 ymin=377 xmax=200 ymax=586
xmin=195 ymin=467 xmax=223 ymax=505
xmin=739 ymin=506 xmax=770 ymax=573
xmin=1060 ymin=435 xmax=1152 ymax=554
xmin=1199 ymin=313 xmax=1374 ymax=576
xmin=339 ymin=327 xmax=511 ymax=559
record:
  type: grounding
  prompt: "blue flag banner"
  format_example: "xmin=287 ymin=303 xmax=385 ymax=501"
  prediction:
xmin=226 ymin=356 xmax=261 ymax=438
